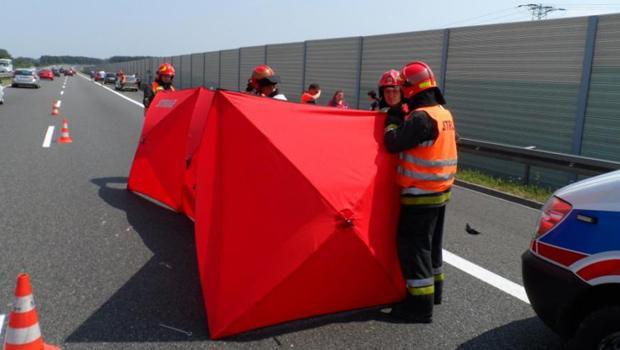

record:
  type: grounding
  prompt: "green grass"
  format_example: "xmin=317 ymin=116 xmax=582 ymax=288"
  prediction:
xmin=457 ymin=168 xmax=554 ymax=203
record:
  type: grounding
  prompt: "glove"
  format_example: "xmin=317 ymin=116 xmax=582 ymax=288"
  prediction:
xmin=385 ymin=104 xmax=405 ymax=127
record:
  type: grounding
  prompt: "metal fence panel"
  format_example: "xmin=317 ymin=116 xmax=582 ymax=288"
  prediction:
xmin=266 ymin=42 xmax=304 ymax=102
xmin=582 ymin=14 xmax=620 ymax=161
xmin=204 ymin=52 xmax=220 ymax=88
xmin=180 ymin=54 xmax=192 ymax=89
xmin=305 ymin=37 xmax=362 ymax=107
xmin=220 ymin=49 xmax=240 ymax=91
xmin=172 ymin=56 xmax=183 ymax=88
xmin=360 ymin=30 xmax=443 ymax=110
xmin=190 ymin=53 xmax=204 ymax=88
xmin=239 ymin=46 xmax=266 ymax=91
xmin=446 ymin=18 xmax=587 ymax=153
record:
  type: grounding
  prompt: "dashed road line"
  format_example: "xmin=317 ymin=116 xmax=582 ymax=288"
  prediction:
xmin=42 ymin=126 xmax=55 ymax=148
xmin=60 ymin=90 xmax=64 ymax=95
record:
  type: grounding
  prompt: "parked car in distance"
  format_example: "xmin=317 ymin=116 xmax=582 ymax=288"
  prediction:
xmin=104 ymin=72 xmax=116 ymax=84
xmin=94 ymin=71 xmax=105 ymax=82
xmin=38 ymin=69 xmax=54 ymax=80
xmin=52 ymin=67 xmax=61 ymax=77
xmin=64 ymin=68 xmax=75 ymax=76
xmin=12 ymin=69 xmax=40 ymax=88
xmin=115 ymin=74 xmax=139 ymax=91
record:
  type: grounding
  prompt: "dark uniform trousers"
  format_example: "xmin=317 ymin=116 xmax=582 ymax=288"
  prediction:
xmin=397 ymin=203 xmax=446 ymax=317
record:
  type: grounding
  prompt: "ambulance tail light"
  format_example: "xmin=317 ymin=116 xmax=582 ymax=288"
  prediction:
xmin=536 ymin=196 xmax=572 ymax=238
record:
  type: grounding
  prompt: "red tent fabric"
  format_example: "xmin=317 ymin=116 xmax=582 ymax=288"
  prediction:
xmin=128 ymin=88 xmax=214 ymax=215
xmin=194 ymin=91 xmax=405 ymax=338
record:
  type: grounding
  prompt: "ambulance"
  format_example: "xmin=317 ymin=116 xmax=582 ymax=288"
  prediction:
xmin=523 ymin=170 xmax=620 ymax=349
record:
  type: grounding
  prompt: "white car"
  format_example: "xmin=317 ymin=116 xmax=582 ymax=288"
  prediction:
xmin=0 ymin=85 xmax=4 ymax=104
xmin=11 ymin=69 xmax=40 ymax=88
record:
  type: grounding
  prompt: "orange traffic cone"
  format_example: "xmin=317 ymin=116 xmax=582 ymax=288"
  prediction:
xmin=57 ymin=119 xmax=73 ymax=144
xmin=3 ymin=273 xmax=60 ymax=350
xmin=51 ymin=101 xmax=60 ymax=116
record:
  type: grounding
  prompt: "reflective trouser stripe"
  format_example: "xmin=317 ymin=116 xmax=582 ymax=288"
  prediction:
xmin=4 ymin=324 xmax=42 ymax=345
xmin=434 ymin=273 xmax=445 ymax=282
xmin=407 ymin=278 xmax=434 ymax=287
xmin=401 ymin=192 xmax=451 ymax=205
xmin=432 ymin=266 xmax=443 ymax=275
xmin=408 ymin=285 xmax=435 ymax=296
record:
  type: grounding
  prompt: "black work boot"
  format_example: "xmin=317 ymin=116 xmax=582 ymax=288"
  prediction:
xmin=388 ymin=294 xmax=433 ymax=323
xmin=434 ymin=279 xmax=443 ymax=305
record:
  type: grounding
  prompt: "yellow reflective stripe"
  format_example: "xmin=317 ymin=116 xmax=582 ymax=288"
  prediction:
xmin=401 ymin=192 xmax=451 ymax=205
xmin=434 ymin=273 xmax=445 ymax=282
xmin=408 ymin=285 xmax=435 ymax=296
xmin=418 ymin=80 xmax=432 ymax=89
xmin=385 ymin=123 xmax=399 ymax=133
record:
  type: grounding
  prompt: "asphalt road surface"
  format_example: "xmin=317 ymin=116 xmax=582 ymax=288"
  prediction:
xmin=0 ymin=74 xmax=563 ymax=349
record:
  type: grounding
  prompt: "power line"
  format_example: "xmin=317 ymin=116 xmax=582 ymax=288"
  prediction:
xmin=442 ymin=7 xmax=520 ymax=27
xmin=518 ymin=3 xmax=567 ymax=20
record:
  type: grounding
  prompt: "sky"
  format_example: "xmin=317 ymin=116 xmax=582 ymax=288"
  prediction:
xmin=5 ymin=0 xmax=620 ymax=58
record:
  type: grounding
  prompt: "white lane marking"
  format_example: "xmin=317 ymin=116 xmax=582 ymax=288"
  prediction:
xmin=0 ymin=313 xmax=4 ymax=341
xmin=42 ymin=126 xmax=55 ymax=148
xmin=78 ymin=73 xmax=144 ymax=108
xmin=443 ymin=249 xmax=530 ymax=304
xmin=57 ymin=100 xmax=62 ymax=108
xmin=60 ymin=90 xmax=64 ymax=95
xmin=454 ymin=185 xmax=541 ymax=212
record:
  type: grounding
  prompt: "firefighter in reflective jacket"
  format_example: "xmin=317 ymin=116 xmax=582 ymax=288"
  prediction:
xmin=143 ymin=63 xmax=176 ymax=110
xmin=384 ymin=61 xmax=457 ymax=323
xmin=378 ymin=69 xmax=403 ymax=112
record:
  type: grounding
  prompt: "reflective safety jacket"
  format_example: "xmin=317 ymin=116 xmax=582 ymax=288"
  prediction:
xmin=396 ymin=105 xmax=457 ymax=201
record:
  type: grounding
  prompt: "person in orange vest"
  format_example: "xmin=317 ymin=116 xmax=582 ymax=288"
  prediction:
xmin=117 ymin=69 xmax=127 ymax=86
xmin=300 ymin=83 xmax=321 ymax=104
xmin=383 ymin=61 xmax=457 ymax=323
xmin=378 ymin=69 xmax=402 ymax=112
xmin=143 ymin=63 xmax=176 ymax=110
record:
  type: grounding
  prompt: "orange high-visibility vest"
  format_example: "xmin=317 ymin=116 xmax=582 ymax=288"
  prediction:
xmin=151 ymin=81 xmax=175 ymax=94
xmin=397 ymin=105 xmax=458 ymax=193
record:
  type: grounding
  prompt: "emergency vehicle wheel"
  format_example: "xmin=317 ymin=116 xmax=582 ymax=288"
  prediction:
xmin=568 ymin=306 xmax=620 ymax=350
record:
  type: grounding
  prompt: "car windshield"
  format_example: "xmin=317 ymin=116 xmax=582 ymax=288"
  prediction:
xmin=15 ymin=70 xmax=33 ymax=76
xmin=106 ymin=73 xmax=116 ymax=77
xmin=0 ymin=62 xmax=8 ymax=67
xmin=126 ymin=76 xmax=136 ymax=82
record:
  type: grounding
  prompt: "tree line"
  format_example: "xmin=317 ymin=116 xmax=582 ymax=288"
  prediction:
xmin=0 ymin=49 xmax=150 ymax=67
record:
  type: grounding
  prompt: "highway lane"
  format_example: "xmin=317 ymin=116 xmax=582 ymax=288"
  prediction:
xmin=0 ymin=74 xmax=563 ymax=349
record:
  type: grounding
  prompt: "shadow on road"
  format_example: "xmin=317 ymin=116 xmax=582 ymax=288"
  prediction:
xmin=66 ymin=177 xmax=208 ymax=343
xmin=457 ymin=317 xmax=564 ymax=350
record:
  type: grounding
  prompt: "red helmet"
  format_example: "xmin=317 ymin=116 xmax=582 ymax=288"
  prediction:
xmin=398 ymin=61 xmax=437 ymax=99
xmin=250 ymin=64 xmax=279 ymax=89
xmin=378 ymin=69 xmax=400 ymax=88
xmin=157 ymin=63 xmax=175 ymax=78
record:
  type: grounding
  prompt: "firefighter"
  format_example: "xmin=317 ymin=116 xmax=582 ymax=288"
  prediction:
xmin=250 ymin=64 xmax=287 ymax=100
xmin=117 ymin=70 xmax=126 ymax=85
xmin=143 ymin=63 xmax=176 ymax=110
xmin=384 ymin=61 xmax=457 ymax=323
xmin=378 ymin=69 xmax=403 ymax=111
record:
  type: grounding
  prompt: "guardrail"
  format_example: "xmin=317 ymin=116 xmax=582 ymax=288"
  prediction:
xmin=458 ymin=138 xmax=620 ymax=182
